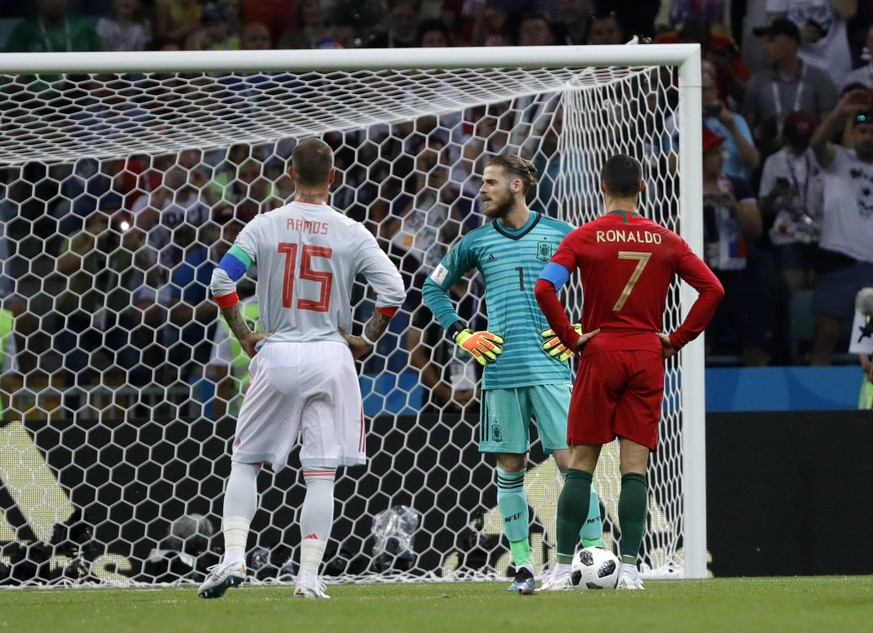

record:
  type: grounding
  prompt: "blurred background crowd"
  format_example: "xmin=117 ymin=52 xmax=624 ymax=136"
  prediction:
xmin=1 ymin=0 xmax=872 ymax=419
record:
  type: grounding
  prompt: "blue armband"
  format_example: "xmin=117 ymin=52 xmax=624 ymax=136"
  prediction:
xmin=218 ymin=245 xmax=252 ymax=282
xmin=538 ymin=262 xmax=570 ymax=290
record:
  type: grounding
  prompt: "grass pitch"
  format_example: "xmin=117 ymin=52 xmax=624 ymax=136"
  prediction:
xmin=2 ymin=576 xmax=872 ymax=633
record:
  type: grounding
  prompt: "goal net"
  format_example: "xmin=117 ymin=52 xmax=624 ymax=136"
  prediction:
xmin=0 ymin=45 xmax=705 ymax=586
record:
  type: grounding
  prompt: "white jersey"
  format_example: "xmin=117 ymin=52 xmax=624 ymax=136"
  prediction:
xmin=233 ymin=200 xmax=406 ymax=344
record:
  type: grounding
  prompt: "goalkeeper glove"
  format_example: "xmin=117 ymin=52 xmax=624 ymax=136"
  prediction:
xmin=541 ymin=324 xmax=583 ymax=362
xmin=454 ymin=328 xmax=504 ymax=366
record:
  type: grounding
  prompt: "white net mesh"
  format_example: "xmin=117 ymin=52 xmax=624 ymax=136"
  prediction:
xmin=0 ymin=48 xmax=698 ymax=586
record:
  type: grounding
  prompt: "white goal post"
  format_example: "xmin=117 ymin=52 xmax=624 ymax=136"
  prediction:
xmin=0 ymin=44 xmax=705 ymax=585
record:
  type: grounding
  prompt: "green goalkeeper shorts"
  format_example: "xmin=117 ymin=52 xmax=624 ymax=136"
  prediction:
xmin=479 ymin=384 xmax=571 ymax=455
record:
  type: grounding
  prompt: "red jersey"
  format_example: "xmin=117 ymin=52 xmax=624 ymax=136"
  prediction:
xmin=536 ymin=210 xmax=724 ymax=355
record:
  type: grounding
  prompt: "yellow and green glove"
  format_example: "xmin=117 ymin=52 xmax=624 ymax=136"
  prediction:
xmin=454 ymin=328 xmax=505 ymax=366
xmin=541 ymin=324 xmax=583 ymax=362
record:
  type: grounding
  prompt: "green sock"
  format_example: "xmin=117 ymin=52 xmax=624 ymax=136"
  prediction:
xmin=496 ymin=467 xmax=529 ymax=565
xmin=509 ymin=538 xmax=531 ymax=567
xmin=581 ymin=488 xmax=604 ymax=548
xmin=618 ymin=473 xmax=648 ymax=564
xmin=556 ymin=469 xmax=592 ymax=565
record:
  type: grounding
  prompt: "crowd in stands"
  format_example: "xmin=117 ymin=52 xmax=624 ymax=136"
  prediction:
xmin=2 ymin=0 xmax=873 ymax=418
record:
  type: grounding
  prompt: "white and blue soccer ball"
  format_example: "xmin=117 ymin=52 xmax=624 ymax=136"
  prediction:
xmin=571 ymin=546 xmax=621 ymax=589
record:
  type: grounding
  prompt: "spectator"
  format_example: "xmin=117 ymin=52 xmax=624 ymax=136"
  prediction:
xmin=471 ymin=0 xmax=511 ymax=46
xmin=382 ymin=138 xmax=465 ymax=275
xmin=213 ymin=158 xmax=282 ymax=222
xmin=160 ymin=223 xmax=217 ymax=385
xmin=807 ymin=89 xmax=873 ymax=365
xmin=53 ymin=202 xmax=148 ymax=411
xmin=512 ymin=13 xmax=556 ymax=46
xmin=585 ymin=9 xmax=624 ymax=45
xmin=842 ymin=22 xmax=873 ymax=90
xmin=131 ymin=163 xmax=211 ymax=365
xmin=552 ymin=0 xmax=592 ymax=45
xmin=744 ymin=17 xmax=838 ymax=157
xmin=442 ymin=0 xmax=486 ymax=45
xmin=279 ymin=0 xmax=334 ymax=49
xmin=701 ymin=128 xmax=775 ymax=366
xmin=369 ymin=0 xmax=421 ymax=48
xmin=759 ymin=110 xmax=823 ymax=292
xmin=96 ymin=0 xmax=151 ymax=51
xmin=415 ymin=17 xmax=454 ymax=47
xmin=669 ymin=0 xmax=726 ymax=28
xmin=701 ymin=68 xmax=760 ymax=181
xmin=655 ymin=14 xmax=748 ymax=106
xmin=242 ymin=0 xmax=295 ymax=48
xmin=239 ymin=21 xmax=272 ymax=50
xmin=766 ymin=0 xmax=857 ymax=89
xmin=5 ymin=0 xmax=103 ymax=53
xmin=153 ymin=0 xmax=202 ymax=49
xmin=185 ymin=2 xmax=241 ymax=51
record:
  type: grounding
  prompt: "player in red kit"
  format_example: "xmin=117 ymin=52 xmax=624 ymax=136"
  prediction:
xmin=533 ymin=154 xmax=724 ymax=590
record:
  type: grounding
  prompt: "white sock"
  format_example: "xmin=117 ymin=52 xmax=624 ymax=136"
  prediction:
xmin=299 ymin=468 xmax=336 ymax=575
xmin=221 ymin=462 xmax=259 ymax=565
xmin=553 ymin=562 xmax=572 ymax=578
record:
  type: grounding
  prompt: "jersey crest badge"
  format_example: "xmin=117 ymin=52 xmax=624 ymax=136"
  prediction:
xmin=536 ymin=240 xmax=554 ymax=262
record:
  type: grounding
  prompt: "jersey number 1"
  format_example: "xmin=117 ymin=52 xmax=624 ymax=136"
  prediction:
xmin=278 ymin=243 xmax=333 ymax=312
xmin=613 ymin=251 xmax=651 ymax=311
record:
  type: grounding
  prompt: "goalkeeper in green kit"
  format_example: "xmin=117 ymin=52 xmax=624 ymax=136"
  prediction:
xmin=422 ymin=154 xmax=603 ymax=593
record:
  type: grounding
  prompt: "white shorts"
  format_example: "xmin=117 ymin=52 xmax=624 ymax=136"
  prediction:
xmin=231 ymin=341 xmax=365 ymax=471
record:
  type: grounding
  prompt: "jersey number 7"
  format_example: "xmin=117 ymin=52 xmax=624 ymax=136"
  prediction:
xmin=278 ymin=243 xmax=334 ymax=312
xmin=613 ymin=251 xmax=651 ymax=311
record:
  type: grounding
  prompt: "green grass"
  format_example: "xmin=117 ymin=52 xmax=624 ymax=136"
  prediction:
xmin=2 ymin=577 xmax=873 ymax=633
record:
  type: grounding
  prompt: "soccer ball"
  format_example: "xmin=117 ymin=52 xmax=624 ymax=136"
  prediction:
xmin=571 ymin=546 xmax=620 ymax=589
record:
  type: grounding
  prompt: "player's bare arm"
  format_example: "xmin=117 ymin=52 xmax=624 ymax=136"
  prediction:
xmin=221 ymin=303 xmax=270 ymax=358
xmin=340 ymin=310 xmax=393 ymax=360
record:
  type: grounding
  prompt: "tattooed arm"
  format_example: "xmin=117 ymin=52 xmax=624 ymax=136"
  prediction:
xmin=221 ymin=303 xmax=270 ymax=358
xmin=340 ymin=310 xmax=392 ymax=361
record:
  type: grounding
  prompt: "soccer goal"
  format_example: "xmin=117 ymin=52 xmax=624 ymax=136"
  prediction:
xmin=0 ymin=44 xmax=705 ymax=586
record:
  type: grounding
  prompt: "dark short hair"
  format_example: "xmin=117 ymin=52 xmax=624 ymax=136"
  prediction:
xmin=486 ymin=154 xmax=538 ymax=195
xmin=600 ymin=154 xmax=642 ymax=197
xmin=292 ymin=138 xmax=333 ymax=186
xmin=415 ymin=18 xmax=453 ymax=46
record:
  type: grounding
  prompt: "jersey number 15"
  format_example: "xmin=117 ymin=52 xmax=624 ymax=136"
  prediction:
xmin=278 ymin=243 xmax=333 ymax=312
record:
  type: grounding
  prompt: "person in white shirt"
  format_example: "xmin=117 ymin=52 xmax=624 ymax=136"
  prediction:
xmin=198 ymin=138 xmax=406 ymax=600
xmin=766 ymin=0 xmax=856 ymax=88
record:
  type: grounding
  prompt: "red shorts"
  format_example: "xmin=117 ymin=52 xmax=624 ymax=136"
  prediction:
xmin=567 ymin=349 xmax=664 ymax=451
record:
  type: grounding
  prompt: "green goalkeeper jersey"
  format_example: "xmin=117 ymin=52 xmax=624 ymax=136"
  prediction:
xmin=422 ymin=211 xmax=573 ymax=390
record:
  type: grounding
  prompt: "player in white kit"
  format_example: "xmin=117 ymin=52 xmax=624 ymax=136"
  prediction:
xmin=198 ymin=138 xmax=406 ymax=600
